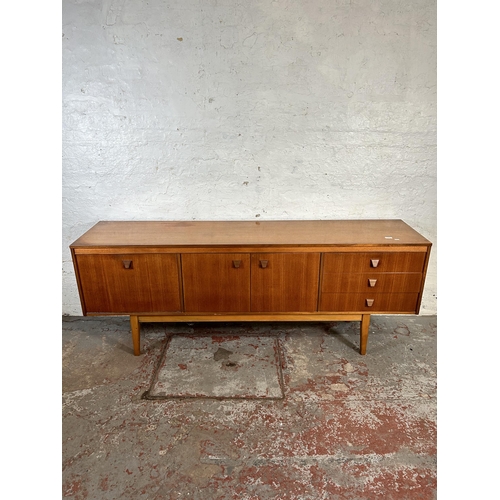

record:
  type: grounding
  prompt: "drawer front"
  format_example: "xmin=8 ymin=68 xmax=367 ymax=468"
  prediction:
xmin=76 ymin=254 xmax=182 ymax=314
xmin=319 ymin=293 xmax=420 ymax=313
xmin=182 ymin=253 xmax=251 ymax=312
xmin=321 ymin=273 xmax=422 ymax=293
xmin=322 ymin=252 xmax=426 ymax=274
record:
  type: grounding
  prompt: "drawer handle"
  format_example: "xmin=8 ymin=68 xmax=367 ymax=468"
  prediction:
xmin=370 ymin=259 xmax=380 ymax=268
xmin=366 ymin=299 xmax=374 ymax=307
xmin=233 ymin=260 xmax=241 ymax=268
xmin=368 ymin=279 xmax=377 ymax=287
xmin=260 ymin=260 xmax=269 ymax=269
xmin=122 ymin=260 xmax=133 ymax=269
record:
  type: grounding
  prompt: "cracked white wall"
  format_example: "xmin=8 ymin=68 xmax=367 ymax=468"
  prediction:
xmin=62 ymin=0 xmax=437 ymax=315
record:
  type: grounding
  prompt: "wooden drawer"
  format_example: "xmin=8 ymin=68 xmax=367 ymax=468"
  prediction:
xmin=322 ymin=252 xmax=426 ymax=274
xmin=319 ymin=293 xmax=420 ymax=313
xmin=76 ymin=253 xmax=182 ymax=314
xmin=321 ymin=273 xmax=422 ymax=293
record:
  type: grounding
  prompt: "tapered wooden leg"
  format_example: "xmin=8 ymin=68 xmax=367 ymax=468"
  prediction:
xmin=360 ymin=314 xmax=370 ymax=355
xmin=130 ymin=315 xmax=141 ymax=356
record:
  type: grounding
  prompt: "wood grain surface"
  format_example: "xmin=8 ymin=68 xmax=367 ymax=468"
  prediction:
xmin=70 ymin=220 xmax=431 ymax=248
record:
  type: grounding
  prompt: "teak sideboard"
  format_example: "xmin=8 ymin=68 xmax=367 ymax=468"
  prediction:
xmin=70 ymin=220 xmax=432 ymax=356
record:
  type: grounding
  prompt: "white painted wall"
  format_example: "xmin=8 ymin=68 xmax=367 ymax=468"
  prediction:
xmin=62 ymin=0 xmax=436 ymax=315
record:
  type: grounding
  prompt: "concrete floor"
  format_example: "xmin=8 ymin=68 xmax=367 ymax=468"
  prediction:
xmin=62 ymin=315 xmax=437 ymax=499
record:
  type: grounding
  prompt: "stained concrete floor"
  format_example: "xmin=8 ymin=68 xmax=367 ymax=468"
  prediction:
xmin=62 ymin=315 xmax=437 ymax=499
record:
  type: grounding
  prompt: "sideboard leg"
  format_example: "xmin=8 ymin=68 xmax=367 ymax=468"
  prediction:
xmin=360 ymin=314 xmax=370 ymax=355
xmin=130 ymin=315 xmax=141 ymax=356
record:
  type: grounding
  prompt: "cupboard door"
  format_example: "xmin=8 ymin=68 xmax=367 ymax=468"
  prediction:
xmin=251 ymin=253 xmax=321 ymax=312
xmin=182 ymin=254 xmax=251 ymax=312
xmin=76 ymin=254 xmax=182 ymax=314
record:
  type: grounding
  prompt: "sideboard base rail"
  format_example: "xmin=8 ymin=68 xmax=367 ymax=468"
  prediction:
xmin=130 ymin=313 xmax=371 ymax=357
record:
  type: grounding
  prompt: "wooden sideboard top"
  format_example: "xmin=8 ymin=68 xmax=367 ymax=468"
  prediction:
xmin=70 ymin=220 xmax=431 ymax=248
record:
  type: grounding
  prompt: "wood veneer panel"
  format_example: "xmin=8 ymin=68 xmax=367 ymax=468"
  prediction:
xmin=73 ymin=245 xmax=430 ymax=255
xmin=321 ymin=273 xmax=423 ymax=293
xmin=76 ymin=254 xmax=182 ymax=313
xmin=182 ymin=254 xmax=251 ymax=312
xmin=70 ymin=220 xmax=431 ymax=248
xmin=250 ymin=253 xmax=320 ymax=312
xmin=319 ymin=293 xmax=420 ymax=313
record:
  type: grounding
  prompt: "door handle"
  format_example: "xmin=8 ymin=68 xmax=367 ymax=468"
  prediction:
xmin=233 ymin=260 xmax=241 ymax=268
xmin=259 ymin=260 xmax=269 ymax=269
xmin=122 ymin=260 xmax=133 ymax=269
